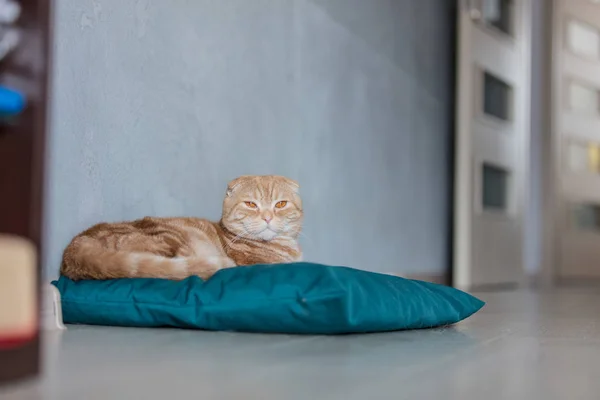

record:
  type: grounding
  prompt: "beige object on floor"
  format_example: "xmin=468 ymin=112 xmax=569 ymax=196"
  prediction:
xmin=0 ymin=234 xmax=37 ymax=341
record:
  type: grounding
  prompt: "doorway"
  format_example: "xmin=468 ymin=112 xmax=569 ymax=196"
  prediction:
xmin=453 ymin=0 xmax=532 ymax=289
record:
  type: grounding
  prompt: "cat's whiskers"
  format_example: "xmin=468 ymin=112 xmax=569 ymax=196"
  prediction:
xmin=223 ymin=230 xmax=253 ymax=252
xmin=227 ymin=221 xmax=264 ymax=246
xmin=295 ymin=230 xmax=314 ymax=247
xmin=243 ymin=221 xmax=270 ymax=239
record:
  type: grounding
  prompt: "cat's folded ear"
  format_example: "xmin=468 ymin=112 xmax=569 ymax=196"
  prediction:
xmin=279 ymin=176 xmax=300 ymax=193
xmin=226 ymin=176 xmax=252 ymax=197
xmin=226 ymin=175 xmax=299 ymax=197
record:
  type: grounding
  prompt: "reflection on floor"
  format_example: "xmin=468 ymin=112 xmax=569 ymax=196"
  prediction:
xmin=2 ymin=288 xmax=600 ymax=400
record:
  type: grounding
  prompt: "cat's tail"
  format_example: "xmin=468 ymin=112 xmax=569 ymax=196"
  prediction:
xmin=60 ymin=237 xmax=229 ymax=280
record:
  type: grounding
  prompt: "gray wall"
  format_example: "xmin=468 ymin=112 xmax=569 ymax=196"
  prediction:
xmin=44 ymin=0 xmax=455 ymax=279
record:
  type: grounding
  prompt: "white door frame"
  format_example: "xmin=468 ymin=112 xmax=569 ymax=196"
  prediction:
xmin=453 ymin=0 xmax=533 ymax=289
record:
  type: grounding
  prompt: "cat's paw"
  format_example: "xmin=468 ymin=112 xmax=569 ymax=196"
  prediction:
xmin=205 ymin=256 xmax=237 ymax=269
xmin=220 ymin=257 xmax=237 ymax=269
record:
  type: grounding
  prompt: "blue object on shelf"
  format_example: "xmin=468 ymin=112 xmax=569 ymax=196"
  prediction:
xmin=52 ymin=262 xmax=485 ymax=334
xmin=0 ymin=85 xmax=25 ymax=115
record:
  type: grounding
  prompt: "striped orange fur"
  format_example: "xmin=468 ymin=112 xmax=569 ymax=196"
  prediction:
xmin=60 ymin=175 xmax=303 ymax=281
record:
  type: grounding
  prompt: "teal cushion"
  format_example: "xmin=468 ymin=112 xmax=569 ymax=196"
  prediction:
xmin=52 ymin=263 xmax=484 ymax=334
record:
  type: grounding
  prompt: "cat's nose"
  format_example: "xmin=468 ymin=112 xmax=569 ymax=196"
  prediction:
xmin=263 ymin=216 xmax=272 ymax=224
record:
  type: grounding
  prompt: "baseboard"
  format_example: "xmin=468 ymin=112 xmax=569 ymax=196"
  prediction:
xmin=556 ymin=277 xmax=600 ymax=287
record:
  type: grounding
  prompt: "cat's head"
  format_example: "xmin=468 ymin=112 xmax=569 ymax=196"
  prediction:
xmin=221 ymin=175 xmax=303 ymax=242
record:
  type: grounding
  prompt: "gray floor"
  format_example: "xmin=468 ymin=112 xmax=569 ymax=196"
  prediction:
xmin=2 ymin=288 xmax=600 ymax=400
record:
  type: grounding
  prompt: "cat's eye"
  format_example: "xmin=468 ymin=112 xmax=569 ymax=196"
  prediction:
xmin=244 ymin=201 xmax=258 ymax=209
xmin=275 ymin=201 xmax=288 ymax=209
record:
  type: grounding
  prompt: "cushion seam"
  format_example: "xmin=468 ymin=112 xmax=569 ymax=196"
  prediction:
xmin=60 ymin=289 xmax=345 ymax=309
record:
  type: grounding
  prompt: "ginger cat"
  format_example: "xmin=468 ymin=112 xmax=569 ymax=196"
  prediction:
xmin=61 ymin=175 xmax=303 ymax=281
